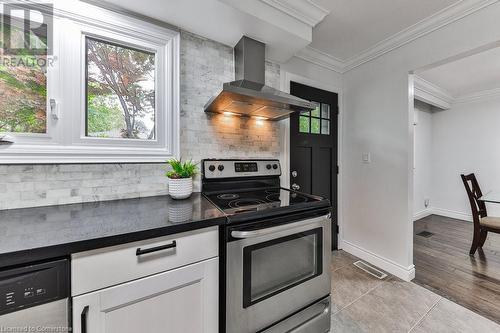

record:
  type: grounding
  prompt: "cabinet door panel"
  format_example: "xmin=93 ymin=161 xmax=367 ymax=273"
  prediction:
xmin=73 ymin=258 xmax=218 ymax=333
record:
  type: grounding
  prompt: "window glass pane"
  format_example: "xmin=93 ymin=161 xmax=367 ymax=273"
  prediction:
xmin=321 ymin=120 xmax=330 ymax=135
xmin=300 ymin=110 xmax=310 ymax=116
xmin=311 ymin=118 xmax=320 ymax=134
xmin=86 ymin=38 xmax=156 ymax=140
xmin=299 ymin=116 xmax=309 ymax=133
xmin=321 ymin=103 xmax=330 ymax=119
xmin=0 ymin=19 xmax=47 ymax=134
xmin=311 ymin=103 xmax=320 ymax=118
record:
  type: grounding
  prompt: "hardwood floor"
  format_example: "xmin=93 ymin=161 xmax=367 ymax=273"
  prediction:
xmin=414 ymin=214 xmax=500 ymax=324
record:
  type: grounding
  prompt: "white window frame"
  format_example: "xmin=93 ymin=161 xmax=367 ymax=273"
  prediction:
xmin=0 ymin=0 xmax=180 ymax=163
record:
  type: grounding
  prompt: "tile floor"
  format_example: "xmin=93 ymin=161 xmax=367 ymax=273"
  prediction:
xmin=330 ymin=251 xmax=500 ymax=332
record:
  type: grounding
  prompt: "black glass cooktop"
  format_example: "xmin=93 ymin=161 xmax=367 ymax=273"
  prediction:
xmin=204 ymin=188 xmax=321 ymax=215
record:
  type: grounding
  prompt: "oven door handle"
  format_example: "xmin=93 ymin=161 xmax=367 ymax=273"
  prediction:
xmin=232 ymin=221 xmax=315 ymax=239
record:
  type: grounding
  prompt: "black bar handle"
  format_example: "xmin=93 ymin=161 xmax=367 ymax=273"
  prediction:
xmin=81 ymin=305 xmax=89 ymax=333
xmin=136 ymin=241 xmax=177 ymax=256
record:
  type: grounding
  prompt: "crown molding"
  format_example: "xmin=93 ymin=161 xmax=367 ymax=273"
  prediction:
xmin=294 ymin=46 xmax=345 ymax=73
xmin=260 ymin=0 xmax=329 ymax=27
xmin=454 ymin=87 xmax=500 ymax=104
xmin=414 ymin=75 xmax=454 ymax=109
xmin=414 ymin=75 xmax=500 ymax=107
xmin=296 ymin=0 xmax=499 ymax=74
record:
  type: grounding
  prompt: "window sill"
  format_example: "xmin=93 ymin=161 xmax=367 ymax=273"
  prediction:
xmin=0 ymin=144 xmax=178 ymax=164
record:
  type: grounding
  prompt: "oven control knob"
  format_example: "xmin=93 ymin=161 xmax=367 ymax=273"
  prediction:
xmin=266 ymin=164 xmax=272 ymax=170
xmin=218 ymin=165 xmax=225 ymax=171
xmin=272 ymin=164 xmax=278 ymax=170
xmin=208 ymin=165 xmax=216 ymax=172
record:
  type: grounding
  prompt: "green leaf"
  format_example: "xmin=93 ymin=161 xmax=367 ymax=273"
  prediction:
xmin=166 ymin=158 xmax=198 ymax=178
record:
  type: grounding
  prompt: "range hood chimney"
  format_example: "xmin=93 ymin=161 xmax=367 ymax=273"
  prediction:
xmin=204 ymin=36 xmax=315 ymax=120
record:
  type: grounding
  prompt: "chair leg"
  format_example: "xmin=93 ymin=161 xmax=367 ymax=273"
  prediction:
xmin=470 ymin=227 xmax=482 ymax=255
xmin=479 ymin=229 xmax=488 ymax=247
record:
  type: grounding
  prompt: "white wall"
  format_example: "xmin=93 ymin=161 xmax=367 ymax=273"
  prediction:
xmin=413 ymin=100 xmax=433 ymax=219
xmin=432 ymin=95 xmax=500 ymax=219
xmin=281 ymin=57 xmax=343 ymax=90
xmin=342 ymin=2 xmax=500 ymax=281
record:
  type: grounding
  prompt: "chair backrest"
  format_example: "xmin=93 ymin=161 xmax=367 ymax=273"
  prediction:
xmin=461 ymin=173 xmax=487 ymax=224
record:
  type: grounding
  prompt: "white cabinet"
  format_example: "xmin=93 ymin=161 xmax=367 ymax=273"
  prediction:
xmin=72 ymin=257 xmax=218 ymax=333
xmin=72 ymin=227 xmax=218 ymax=296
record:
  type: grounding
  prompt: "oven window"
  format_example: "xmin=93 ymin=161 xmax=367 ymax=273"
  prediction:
xmin=243 ymin=228 xmax=323 ymax=308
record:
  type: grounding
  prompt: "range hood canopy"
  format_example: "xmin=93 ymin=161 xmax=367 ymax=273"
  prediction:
xmin=204 ymin=36 xmax=316 ymax=120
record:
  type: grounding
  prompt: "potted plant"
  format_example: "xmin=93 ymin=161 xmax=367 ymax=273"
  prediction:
xmin=166 ymin=158 xmax=198 ymax=199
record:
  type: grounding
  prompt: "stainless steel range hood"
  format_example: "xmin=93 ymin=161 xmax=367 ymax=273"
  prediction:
xmin=204 ymin=36 xmax=316 ymax=120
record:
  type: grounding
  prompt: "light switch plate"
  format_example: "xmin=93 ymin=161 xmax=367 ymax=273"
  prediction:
xmin=362 ymin=152 xmax=371 ymax=163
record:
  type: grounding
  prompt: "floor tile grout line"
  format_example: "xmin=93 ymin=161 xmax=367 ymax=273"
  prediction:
xmin=331 ymin=276 xmax=388 ymax=315
xmin=407 ymin=296 xmax=442 ymax=333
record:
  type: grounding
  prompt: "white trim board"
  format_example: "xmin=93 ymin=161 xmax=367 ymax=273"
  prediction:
xmin=295 ymin=0 xmax=499 ymax=74
xmin=413 ymin=76 xmax=453 ymax=109
xmin=413 ymin=208 xmax=433 ymax=221
xmin=413 ymin=76 xmax=500 ymax=107
xmin=416 ymin=207 xmax=473 ymax=222
xmin=342 ymin=241 xmax=416 ymax=282
xmin=279 ymin=71 xmax=343 ymax=248
xmin=260 ymin=0 xmax=329 ymax=27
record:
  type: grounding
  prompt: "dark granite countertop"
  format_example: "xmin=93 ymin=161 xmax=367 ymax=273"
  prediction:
xmin=0 ymin=193 xmax=226 ymax=269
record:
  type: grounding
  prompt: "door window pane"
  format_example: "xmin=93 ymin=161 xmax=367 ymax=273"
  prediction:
xmin=243 ymin=229 xmax=323 ymax=307
xmin=311 ymin=103 xmax=320 ymax=118
xmin=299 ymin=116 xmax=309 ymax=133
xmin=321 ymin=103 xmax=330 ymax=119
xmin=311 ymin=118 xmax=320 ymax=134
xmin=0 ymin=19 xmax=47 ymax=134
xmin=86 ymin=38 xmax=156 ymax=140
xmin=321 ymin=120 xmax=330 ymax=135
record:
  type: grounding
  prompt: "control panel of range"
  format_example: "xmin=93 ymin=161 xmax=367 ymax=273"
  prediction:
xmin=203 ymin=159 xmax=281 ymax=179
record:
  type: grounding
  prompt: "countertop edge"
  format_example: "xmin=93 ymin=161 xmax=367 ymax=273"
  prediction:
xmin=0 ymin=216 xmax=226 ymax=270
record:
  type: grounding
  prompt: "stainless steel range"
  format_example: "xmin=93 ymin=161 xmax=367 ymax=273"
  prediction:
xmin=202 ymin=159 xmax=332 ymax=333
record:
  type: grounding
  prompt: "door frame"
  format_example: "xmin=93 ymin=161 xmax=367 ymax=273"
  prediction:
xmin=280 ymin=71 xmax=344 ymax=249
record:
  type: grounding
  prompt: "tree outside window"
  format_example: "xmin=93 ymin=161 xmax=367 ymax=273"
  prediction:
xmin=86 ymin=38 xmax=156 ymax=140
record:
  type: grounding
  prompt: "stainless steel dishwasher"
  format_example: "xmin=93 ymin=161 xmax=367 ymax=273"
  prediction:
xmin=0 ymin=259 xmax=70 ymax=331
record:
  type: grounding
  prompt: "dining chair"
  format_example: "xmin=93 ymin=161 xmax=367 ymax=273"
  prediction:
xmin=461 ymin=173 xmax=500 ymax=255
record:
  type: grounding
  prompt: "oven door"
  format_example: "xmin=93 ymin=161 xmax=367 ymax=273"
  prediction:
xmin=226 ymin=213 xmax=331 ymax=333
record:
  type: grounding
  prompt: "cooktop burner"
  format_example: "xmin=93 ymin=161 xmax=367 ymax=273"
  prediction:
xmin=228 ymin=198 xmax=266 ymax=208
xmin=205 ymin=188 xmax=320 ymax=215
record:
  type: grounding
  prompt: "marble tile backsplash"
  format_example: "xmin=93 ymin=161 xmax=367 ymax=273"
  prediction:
xmin=0 ymin=31 xmax=281 ymax=210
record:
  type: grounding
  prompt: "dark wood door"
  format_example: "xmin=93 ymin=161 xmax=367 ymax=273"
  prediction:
xmin=290 ymin=81 xmax=338 ymax=250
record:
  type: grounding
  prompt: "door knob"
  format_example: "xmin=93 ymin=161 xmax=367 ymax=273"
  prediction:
xmin=291 ymin=171 xmax=298 ymax=178
xmin=292 ymin=183 xmax=300 ymax=191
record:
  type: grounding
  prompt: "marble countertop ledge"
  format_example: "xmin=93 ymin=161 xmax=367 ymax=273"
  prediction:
xmin=0 ymin=193 xmax=226 ymax=269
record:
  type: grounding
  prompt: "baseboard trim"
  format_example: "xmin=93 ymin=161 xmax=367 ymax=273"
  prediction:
xmin=342 ymin=240 xmax=415 ymax=282
xmin=430 ymin=207 xmax=472 ymax=222
xmin=413 ymin=208 xmax=433 ymax=221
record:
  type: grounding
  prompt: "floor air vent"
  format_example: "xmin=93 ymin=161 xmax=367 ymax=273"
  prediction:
xmin=353 ymin=261 xmax=388 ymax=280
xmin=417 ymin=231 xmax=434 ymax=238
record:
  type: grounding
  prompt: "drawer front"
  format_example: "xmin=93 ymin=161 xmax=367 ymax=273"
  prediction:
xmin=72 ymin=227 xmax=218 ymax=296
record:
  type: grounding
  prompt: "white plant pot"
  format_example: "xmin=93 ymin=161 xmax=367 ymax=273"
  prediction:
xmin=168 ymin=177 xmax=193 ymax=200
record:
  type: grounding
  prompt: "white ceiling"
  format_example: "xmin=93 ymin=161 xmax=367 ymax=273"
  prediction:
xmin=310 ymin=0 xmax=461 ymax=61
xmin=95 ymin=0 xmax=314 ymax=62
xmin=419 ymin=46 xmax=500 ymax=97
xmin=96 ymin=0 xmax=470 ymax=66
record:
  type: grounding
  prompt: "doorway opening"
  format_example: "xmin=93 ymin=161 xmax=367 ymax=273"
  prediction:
xmin=410 ymin=42 xmax=500 ymax=324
